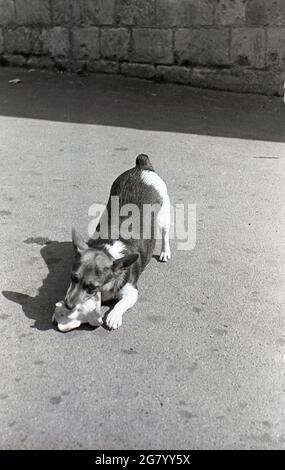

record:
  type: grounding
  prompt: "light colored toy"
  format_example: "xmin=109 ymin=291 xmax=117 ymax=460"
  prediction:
xmin=52 ymin=292 xmax=102 ymax=332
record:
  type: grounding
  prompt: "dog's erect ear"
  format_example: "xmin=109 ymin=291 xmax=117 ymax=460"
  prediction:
xmin=112 ymin=253 xmax=139 ymax=271
xmin=72 ymin=227 xmax=88 ymax=254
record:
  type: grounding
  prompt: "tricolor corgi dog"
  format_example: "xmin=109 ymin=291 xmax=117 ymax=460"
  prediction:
xmin=60 ymin=154 xmax=171 ymax=330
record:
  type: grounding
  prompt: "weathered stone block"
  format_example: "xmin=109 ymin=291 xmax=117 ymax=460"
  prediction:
xmin=51 ymin=0 xmax=80 ymax=25
xmin=3 ymin=53 xmax=26 ymax=66
xmin=132 ymin=29 xmax=173 ymax=64
xmin=190 ymin=66 xmax=284 ymax=96
xmin=157 ymin=0 xmax=213 ymax=27
xmin=0 ymin=0 xmax=15 ymax=25
xmin=121 ymin=62 xmax=156 ymax=79
xmin=246 ymin=0 xmax=285 ymax=26
xmin=72 ymin=28 xmax=100 ymax=60
xmin=89 ymin=59 xmax=119 ymax=74
xmin=116 ymin=0 xmax=155 ymax=26
xmin=15 ymin=0 xmax=51 ymax=25
xmin=4 ymin=26 xmax=43 ymax=55
xmin=27 ymin=55 xmax=54 ymax=69
xmin=156 ymin=65 xmax=191 ymax=84
xmin=175 ymin=28 xmax=230 ymax=66
xmin=79 ymin=0 xmax=115 ymax=25
xmin=42 ymin=27 xmax=70 ymax=58
xmin=101 ymin=28 xmax=130 ymax=60
xmin=4 ymin=27 xmax=33 ymax=54
xmin=231 ymin=28 xmax=265 ymax=68
xmin=215 ymin=0 xmax=246 ymax=25
xmin=267 ymin=27 xmax=285 ymax=67
xmin=30 ymin=29 xmax=42 ymax=55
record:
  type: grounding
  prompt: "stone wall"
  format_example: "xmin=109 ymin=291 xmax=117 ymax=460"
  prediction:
xmin=0 ymin=0 xmax=284 ymax=95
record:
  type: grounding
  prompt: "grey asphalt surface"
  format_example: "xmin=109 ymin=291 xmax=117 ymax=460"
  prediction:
xmin=0 ymin=67 xmax=284 ymax=450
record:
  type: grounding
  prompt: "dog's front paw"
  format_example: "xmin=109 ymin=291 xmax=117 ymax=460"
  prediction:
xmin=106 ymin=310 xmax=123 ymax=330
xmin=159 ymin=248 xmax=171 ymax=262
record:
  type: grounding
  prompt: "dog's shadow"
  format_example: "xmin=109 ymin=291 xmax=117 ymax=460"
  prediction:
xmin=2 ymin=241 xmax=75 ymax=331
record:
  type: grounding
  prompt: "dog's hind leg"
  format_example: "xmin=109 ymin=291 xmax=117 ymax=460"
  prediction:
xmin=158 ymin=192 xmax=171 ymax=262
xmin=141 ymin=170 xmax=171 ymax=263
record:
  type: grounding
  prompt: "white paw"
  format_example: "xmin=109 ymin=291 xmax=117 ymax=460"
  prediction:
xmin=106 ymin=310 xmax=123 ymax=330
xmin=159 ymin=248 xmax=171 ymax=262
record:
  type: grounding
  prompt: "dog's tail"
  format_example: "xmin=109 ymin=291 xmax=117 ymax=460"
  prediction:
xmin=135 ymin=154 xmax=153 ymax=170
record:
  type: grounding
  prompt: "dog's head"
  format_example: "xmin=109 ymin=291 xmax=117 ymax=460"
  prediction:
xmin=64 ymin=228 xmax=138 ymax=310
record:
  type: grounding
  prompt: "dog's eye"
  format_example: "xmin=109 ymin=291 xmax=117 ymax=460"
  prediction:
xmin=71 ymin=273 xmax=79 ymax=283
xmin=85 ymin=285 xmax=95 ymax=294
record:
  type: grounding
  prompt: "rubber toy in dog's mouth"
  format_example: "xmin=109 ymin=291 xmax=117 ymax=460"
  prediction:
xmin=52 ymin=292 xmax=102 ymax=332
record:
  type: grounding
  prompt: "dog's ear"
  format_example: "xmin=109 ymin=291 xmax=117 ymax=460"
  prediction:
xmin=72 ymin=227 xmax=88 ymax=254
xmin=112 ymin=253 xmax=139 ymax=271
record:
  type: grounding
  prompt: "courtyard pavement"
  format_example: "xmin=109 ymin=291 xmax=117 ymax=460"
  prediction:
xmin=0 ymin=67 xmax=284 ymax=449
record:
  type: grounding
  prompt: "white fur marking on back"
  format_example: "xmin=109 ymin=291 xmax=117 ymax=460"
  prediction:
xmin=105 ymin=240 xmax=126 ymax=259
xmin=141 ymin=170 xmax=168 ymax=200
xmin=141 ymin=170 xmax=170 ymax=230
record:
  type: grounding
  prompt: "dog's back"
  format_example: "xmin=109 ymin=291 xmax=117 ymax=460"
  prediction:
xmin=90 ymin=154 xmax=170 ymax=270
xmin=109 ymin=154 xmax=161 ymax=208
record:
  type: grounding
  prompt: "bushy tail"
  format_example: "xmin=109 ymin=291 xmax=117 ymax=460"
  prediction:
xmin=135 ymin=154 xmax=153 ymax=169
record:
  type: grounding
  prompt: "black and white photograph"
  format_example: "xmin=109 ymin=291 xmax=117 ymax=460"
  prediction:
xmin=0 ymin=0 xmax=284 ymax=456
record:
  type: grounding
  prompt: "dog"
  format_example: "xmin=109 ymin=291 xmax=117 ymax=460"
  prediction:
xmin=56 ymin=154 xmax=171 ymax=331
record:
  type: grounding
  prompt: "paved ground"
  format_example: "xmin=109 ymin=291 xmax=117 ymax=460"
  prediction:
xmin=0 ymin=67 xmax=284 ymax=450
